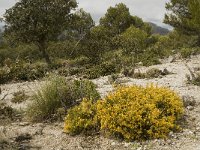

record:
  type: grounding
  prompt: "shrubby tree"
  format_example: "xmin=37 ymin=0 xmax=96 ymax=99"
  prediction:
xmin=60 ymin=8 xmax=95 ymax=41
xmin=164 ymin=0 xmax=200 ymax=45
xmin=100 ymin=3 xmax=152 ymax=36
xmin=100 ymin=3 xmax=133 ymax=35
xmin=3 ymin=0 xmax=77 ymax=64
xmin=118 ymin=26 xmax=148 ymax=55
xmin=81 ymin=26 xmax=113 ymax=63
xmin=116 ymin=26 xmax=148 ymax=65
xmin=71 ymin=9 xmax=95 ymax=39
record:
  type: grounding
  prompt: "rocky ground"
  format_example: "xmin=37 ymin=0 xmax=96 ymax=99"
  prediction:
xmin=1 ymin=55 xmax=200 ymax=150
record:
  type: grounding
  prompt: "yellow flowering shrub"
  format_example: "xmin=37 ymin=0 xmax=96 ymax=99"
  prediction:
xmin=96 ymin=85 xmax=184 ymax=140
xmin=64 ymin=99 xmax=98 ymax=135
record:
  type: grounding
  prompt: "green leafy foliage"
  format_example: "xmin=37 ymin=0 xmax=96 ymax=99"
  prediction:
xmin=0 ymin=61 xmax=48 ymax=84
xmin=165 ymin=0 xmax=200 ymax=45
xmin=99 ymin=3 xmax=151 ymax=35
xmin=3 ymin=0 xmax=77 ymax=63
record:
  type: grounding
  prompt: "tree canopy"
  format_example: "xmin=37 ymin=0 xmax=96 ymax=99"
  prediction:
xmin=99 ymin=3 xmax=152 ymax=36
xmin=164 ymin=0 xmax=200 ymax=45
xmin=60 ymin=8 xmax=95 ymax=41
xmin=3 ymin=0 xmax=77 ymax=63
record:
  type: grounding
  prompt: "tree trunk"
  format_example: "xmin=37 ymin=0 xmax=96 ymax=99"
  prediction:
xmin=38 ymin=42 xmax=51 ymax=64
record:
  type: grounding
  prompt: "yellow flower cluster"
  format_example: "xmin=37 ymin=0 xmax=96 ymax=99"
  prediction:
xmin=64 ymin=98 xmax=98 ymax=135
xmin=96 ymin=85 xmax=184 ymax=140
xmin=64 ymin=85 xmax=184 ymax=141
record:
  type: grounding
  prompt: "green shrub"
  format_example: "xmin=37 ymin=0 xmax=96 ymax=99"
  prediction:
xmin=186 ymin=73 xmax=200 ymax=86
xmin=0 ymin=61 xmax=49 ymax=84
xmin=146 ymin=68 xmax=162 ymax=78
xmin=180 ymin=48 xmax=193 ymax=58
xmin=96 ymin=85 xmax=184 ymax=141
xmin=72 ymin=80 xmax=100 ymax=101
xmin=85 ymin=61 xmax=119 ymax=79
xmin=27 ymin=75 xmax=100 ymax=122
xmin=10 ymin=61 xmax=48 ymax=81
xmin=26 ymin=75 xmax=66 ymax=122
xmin=0 ymin=102 xmax=16 ymax=120
xmin=64 ymin=99 xmax=99 ymax=135
xmin=85 ymin=66 xmax=102 ymax=79
xmin=70 ymin=56 xmax=90 ymax=67
xmin=100 ymin=61 xmax=118 ymax=76
xmin=108 ymin=74 xmax=120 ymax=84
xmin=180 ymin=47 xmax=200 ymax=59
xmin=0 ymin=67 xmax=12 ymax=84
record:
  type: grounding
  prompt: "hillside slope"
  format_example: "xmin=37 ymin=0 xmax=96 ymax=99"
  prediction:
xmin=1 ymin=55 xmax=200 ymax=150
xmin=149 ymin=22 xmax=170 ymax=35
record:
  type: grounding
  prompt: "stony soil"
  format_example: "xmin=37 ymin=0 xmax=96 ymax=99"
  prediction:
xmin=1 ymin=55 xmax=200 ymax=150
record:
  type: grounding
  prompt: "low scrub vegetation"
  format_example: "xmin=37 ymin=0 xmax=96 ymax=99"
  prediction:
xmin=64 ymin=85 xmax=184 ymax=141
xmin=11 ymin=90 xmax=28 ymax=104
xmin=26 ymin=75 xmax=100 ymax=122
xmin=133 ymin=68 xmax=170 ymax=79
xmin=0 ymin=60 xmax=48 ymax=84
xmin=186 ymin=73 xmax=200 ymax=86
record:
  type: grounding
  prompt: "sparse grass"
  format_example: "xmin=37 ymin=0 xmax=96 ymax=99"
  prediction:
xmin=0 ymin=102 xmax=15 ymax=120
xmin=26 ymin=75 xmax=100 ymax=122
xmin=11 ymin=90 xmax=29 ymax=103
xmin=0 ymin=102 xmax=21 ymax=125
xmin=133 ymin=68 xmax=170 ymax=79
xmin=26 ymin=75 xmax=70 ymax=122
xmin=186 ymin=73 xmax=200 ymax=86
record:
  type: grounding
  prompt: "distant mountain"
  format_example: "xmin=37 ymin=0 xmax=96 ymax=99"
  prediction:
xmin=148 ymin=22 xmax=170 ymax=35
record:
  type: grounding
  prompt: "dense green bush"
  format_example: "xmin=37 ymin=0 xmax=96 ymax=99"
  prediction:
xmin=70 ymin=56 xmax=91 ymax=67
xmin=0 ymin=48 xmax=18 ymax=66
xmin=85 ymin=62 xmax=119 ymax=79
xmin=48 ymin=40 xmax=79 ymax=59
xmin=14 ymin=61 xmax=48 ymax=81
xmin=180 ymin=48 xmax=193 ymax=58
xmin=0 ymin=44 xmax=40 ymax=66
xmin=0 ymin=67 xmax=12 ymax=84
xmin=27 ymin=75 xmax=100 ymax=122
xmin=180 ymin=47 xmax=200 ymax=58
xmin=0 ymin=61 xmax=48 ymax=84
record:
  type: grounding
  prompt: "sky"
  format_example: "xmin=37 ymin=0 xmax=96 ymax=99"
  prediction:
xmin=0 ymin=0 xmax=171 ymax=29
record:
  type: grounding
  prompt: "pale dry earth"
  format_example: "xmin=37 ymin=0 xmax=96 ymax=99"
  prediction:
xmin=1 ymin=55 xmax=200 ymax=150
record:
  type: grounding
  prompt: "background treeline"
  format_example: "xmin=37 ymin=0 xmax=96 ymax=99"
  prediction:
xmin=0 ymin=2 xmax=200 ymax=84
